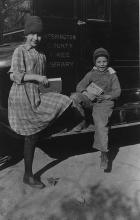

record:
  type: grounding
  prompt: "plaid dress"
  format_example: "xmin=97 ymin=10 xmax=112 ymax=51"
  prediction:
xmin=8 ymin=44 xmax=72 ymax=136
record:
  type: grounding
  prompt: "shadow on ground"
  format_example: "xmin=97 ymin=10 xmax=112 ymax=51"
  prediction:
xmin=0 ymin=121 xmax=140 ymax=172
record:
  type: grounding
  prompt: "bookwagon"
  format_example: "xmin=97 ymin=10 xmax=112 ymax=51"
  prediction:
xmin=0 ymin=0 xmax=139 ymax=166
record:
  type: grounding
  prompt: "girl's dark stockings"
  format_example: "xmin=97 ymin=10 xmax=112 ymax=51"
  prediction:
xmin=24 ymin=134 xmax=38 ymax=177
xmin=23 ymin=134 xmax=45 ymax=188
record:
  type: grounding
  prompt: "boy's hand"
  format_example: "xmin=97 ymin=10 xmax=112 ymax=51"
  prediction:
xmin=82 ymin=91 xmax=88 ymax=96
xmin=97 ymin=94 xmax=111 ymax=102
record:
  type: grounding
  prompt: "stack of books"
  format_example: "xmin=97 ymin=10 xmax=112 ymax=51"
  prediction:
xmin=39 ymin=77 xmax=62 ymax=93
xmin=85 ymin=82 xmax=103 ymax=101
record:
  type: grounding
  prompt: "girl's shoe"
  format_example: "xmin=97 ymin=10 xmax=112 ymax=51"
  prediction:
xmin=100 ymin=152 xmax=108 ymax=169
xmin=23 ymin=175 xmax=46 ymax=189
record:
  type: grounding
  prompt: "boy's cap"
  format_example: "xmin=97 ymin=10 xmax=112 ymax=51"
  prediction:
xmin=24 ymin=16 xmax=43 ymax=35
xmin=93 ymin=48 xmax=109 ymax=63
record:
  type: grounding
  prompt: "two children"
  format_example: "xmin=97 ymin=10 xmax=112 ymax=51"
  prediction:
xmin=8 ymin=15 xmax=121 ymax=188
xmin=71 ymin=47 xmax=121 ymax=169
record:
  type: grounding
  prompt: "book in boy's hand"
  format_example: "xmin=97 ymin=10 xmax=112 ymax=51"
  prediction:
xmin=85 ymin=82 xmax=103 ymax=101
xmin=39 ymin=77 xmax=62 ymax=93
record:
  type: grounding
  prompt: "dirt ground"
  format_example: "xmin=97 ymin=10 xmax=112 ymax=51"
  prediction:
xmin=1 ymin=142 xmax=140 ymax=220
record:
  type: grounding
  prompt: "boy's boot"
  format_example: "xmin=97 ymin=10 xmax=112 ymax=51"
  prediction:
xmin=100 ymin=152 xmax=108 ymax=169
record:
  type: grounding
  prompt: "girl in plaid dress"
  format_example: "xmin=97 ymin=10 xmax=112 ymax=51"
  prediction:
xmin=8 ymin=16 xmax=72 ymax=188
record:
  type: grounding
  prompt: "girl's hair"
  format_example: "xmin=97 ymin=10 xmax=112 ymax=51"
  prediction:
xmin=24 ymin=16 xmax=43 ymax=36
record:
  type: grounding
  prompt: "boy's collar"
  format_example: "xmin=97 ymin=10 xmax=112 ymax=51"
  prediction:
xmin=92 ymin=66 xmax=116 ymax=74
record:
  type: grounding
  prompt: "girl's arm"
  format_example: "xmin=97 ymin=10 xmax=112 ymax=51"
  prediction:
xmin=10 ymin=73 xmax=14 ymax=81
xmin=23 ymin=74 xmax=48 ymax=85
xmin=9 ymin=47 xmax=48 ymax=86
xmin=10 ymin=73 xmax=48 ymax=86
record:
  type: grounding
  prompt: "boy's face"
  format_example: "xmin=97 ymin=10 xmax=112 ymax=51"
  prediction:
xmin=95 ymin=56 xmax=108 ymax=72
xmin=26 ymin=33 xmax=42 ymax=48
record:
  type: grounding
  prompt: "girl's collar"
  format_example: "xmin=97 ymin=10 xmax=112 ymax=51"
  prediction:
xmin=24 ymin=43 xmax=34 ymax=51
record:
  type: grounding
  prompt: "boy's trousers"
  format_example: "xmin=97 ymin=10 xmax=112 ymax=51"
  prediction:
xmin=70 ymin=92 xmax=114 ymax=152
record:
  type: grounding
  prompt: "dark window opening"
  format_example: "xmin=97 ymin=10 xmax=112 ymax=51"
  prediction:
xmin=76 ymin=0 xmax=110 ymax=21
xmin=86 ymin=0 xmax=110 ymax=21
xmin=35 ymin=0 xmax=74 ymax=19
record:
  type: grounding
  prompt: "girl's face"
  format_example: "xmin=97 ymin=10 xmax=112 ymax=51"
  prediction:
xmin=95 ymin=56 xmax=108 ymax=72
xmin=26 ymin=33 xmax=42 ymax=48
